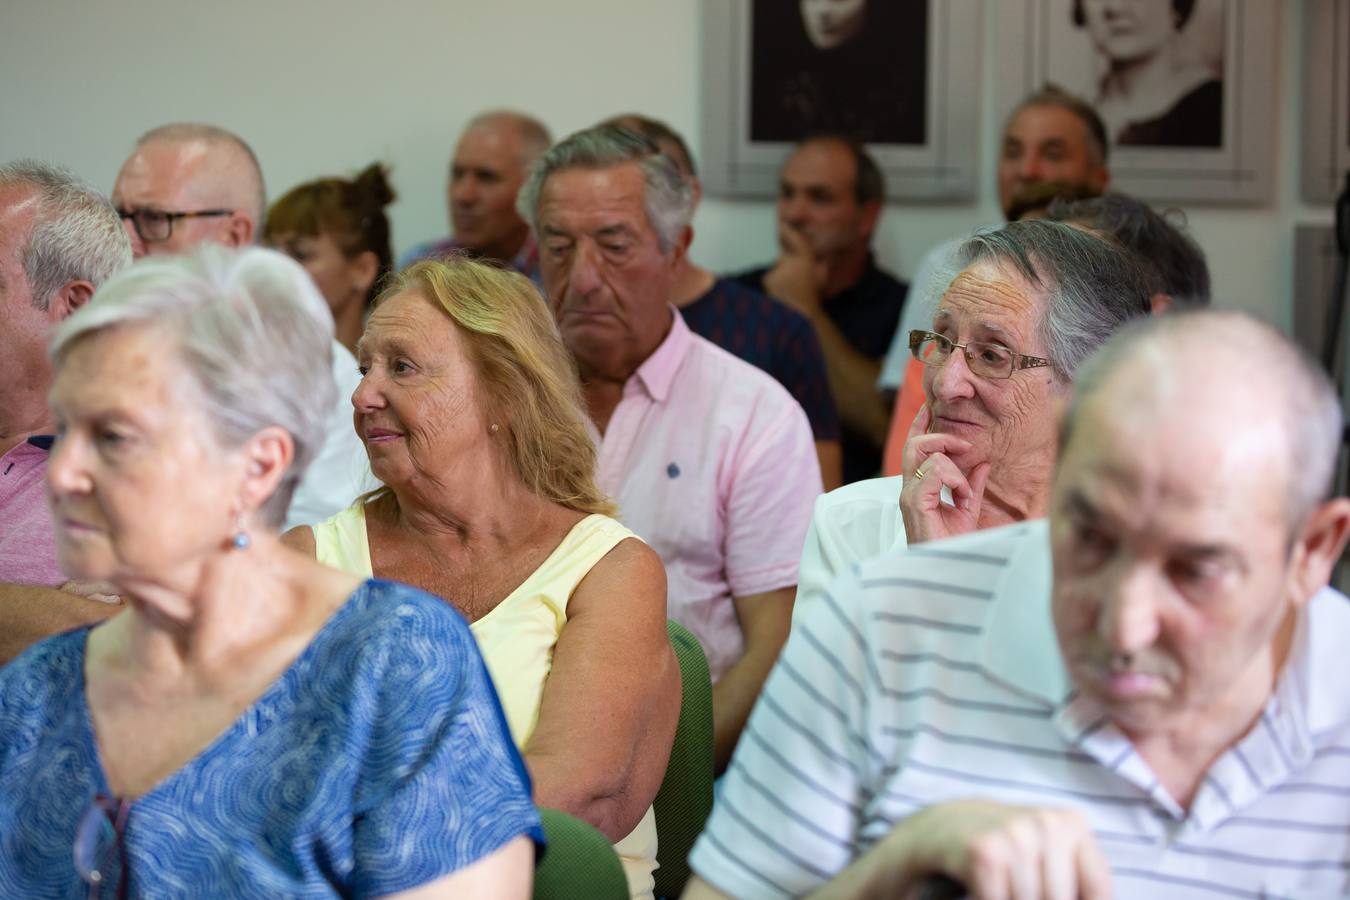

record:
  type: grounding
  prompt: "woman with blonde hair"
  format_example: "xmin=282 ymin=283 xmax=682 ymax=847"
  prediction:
xmin=285 ymin=256 xmax=680 ymax=900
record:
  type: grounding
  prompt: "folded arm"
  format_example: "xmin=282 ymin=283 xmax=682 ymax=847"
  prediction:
xmin=0 ymin=582 xmax=121 ymax=665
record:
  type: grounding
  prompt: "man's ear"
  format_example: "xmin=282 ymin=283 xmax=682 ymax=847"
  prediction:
xmin=670 ymin=224 xmax=693 ymax=268
xmin=47 ymin=280 xmax=95 ymax=323
xmin=1149 ymin=292 xmax=1174 ymax=315
xmin=858 ymin=200 xmax=882 ymax=242
xmin=223 ymin=212 xmax=256 ymax=248
xmin=690 ymin=176 xmax=704 ymax=210
xmin=238 ymin=425 xmax=295 ymax=515
xmin=1286 ymin=497 xmax=1350 ymax=607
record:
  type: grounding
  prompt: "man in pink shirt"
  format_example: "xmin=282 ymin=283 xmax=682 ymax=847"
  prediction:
xmin=0 ymin=160 xmax=132 ymax=662
xmin=519 ymin=125 xmax=822 ymax=770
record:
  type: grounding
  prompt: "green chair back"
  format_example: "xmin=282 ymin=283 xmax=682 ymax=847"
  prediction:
xmin=533 ymin=807 xmax=628 ymax=900
xmin=652 ymin=620 xmax=715 ymax=899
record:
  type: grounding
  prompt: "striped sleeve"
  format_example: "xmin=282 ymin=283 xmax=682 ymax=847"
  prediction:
xmin=689 ymin=565 xmax=880 ymax=898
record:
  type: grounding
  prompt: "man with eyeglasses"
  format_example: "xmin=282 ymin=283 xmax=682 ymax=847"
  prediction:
xmin=112 ymin=123 xmax=263 ymax=259
xmin=110 ymin=123 xmax=370 ymax=532
xmin=786 ymin=219 xmax=1151 ymax=627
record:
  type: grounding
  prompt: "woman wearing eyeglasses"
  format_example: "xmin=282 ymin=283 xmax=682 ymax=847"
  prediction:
xmin=0 ymin=246 xmax=541 ymax=898
xmin=792 ymin=219 xmax=1153 ymax=622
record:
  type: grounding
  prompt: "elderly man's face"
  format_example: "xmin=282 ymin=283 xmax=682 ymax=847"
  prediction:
xmin=997 ymin=105 xmax=1109 ymax=219
xmin=1050 ymin=383 xmax=1300 ymax=739
xmin=46 ymin=325 xmax=242 ymax=581
xmin=537 ymin=163 xmax=679 ymax=377
xmin=448 ymin=123 xmax=531 ymax=260
xmin=922 ymin=260 xmax=1066 ymax=477
xmin=800 ymin=0 xmax=867 ymax=49
xmin=112 ymin=140 xmax=240 ymax=259
xmin=777 ymin=140 xmax=872 ymax=261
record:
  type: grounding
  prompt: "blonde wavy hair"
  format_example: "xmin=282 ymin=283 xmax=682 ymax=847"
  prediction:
xmin=374 ymin=256 xmax=615 ymax=516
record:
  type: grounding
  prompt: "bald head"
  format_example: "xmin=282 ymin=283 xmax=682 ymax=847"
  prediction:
xmin=112 ymin=123 xmax=264 ymax=258
xmin=448 ymin=110 xmax=551 ymax=262
xmin=1062 ymin=311 xmax=1342 ymax=526
xmin=462 ymin=110 xmax=551 ymax=169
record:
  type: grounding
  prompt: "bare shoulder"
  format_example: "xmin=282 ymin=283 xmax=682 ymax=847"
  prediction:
xmin=279 ymin=525 xmax=316 ymax=557
xmin=593 ymin=536 xmax=666 ymax=587
xmin=572 ymin=535 xmax=667 ymax=616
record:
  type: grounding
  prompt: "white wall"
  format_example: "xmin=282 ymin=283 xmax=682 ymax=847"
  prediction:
xmin=0 ymin=0 xmax=1331 ymax=332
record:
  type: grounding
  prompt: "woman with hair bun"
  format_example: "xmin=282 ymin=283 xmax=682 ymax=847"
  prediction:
xmin=265 ymin=164 xmax=396 ymax=353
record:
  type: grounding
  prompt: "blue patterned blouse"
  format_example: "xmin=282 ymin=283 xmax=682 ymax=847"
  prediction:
xmin=0 ymin=579 xmax=544 ymax=898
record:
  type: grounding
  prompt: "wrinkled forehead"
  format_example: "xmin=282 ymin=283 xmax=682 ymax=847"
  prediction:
xmin=935 ymin=260 xmax=1048 ymax=345
xmin=360 ymin=288 xmax=455 ymax=350
xmin=1059 ymin=361 xmax=1294 ymax=524
xmin=539 ymin=164 xmax=651 ymax=230
xmin=52 ymin=323 xmax=189 ymax=409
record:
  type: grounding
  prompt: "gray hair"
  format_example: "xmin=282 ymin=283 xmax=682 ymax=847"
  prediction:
xmin=0 ymin=160 xmax=131 ymax=310
xmin=1048 ymin=193 xmax=1211 ymax=309
xmin=516 ymin=124 xmax=694 ymax=253
xmin=135 ymin=123 xmax=267 ymax=232
xmin=958 ymin=219 xmax=1153 ymax=380
xmin=50 ymin=245 xmax=335 ymax=528
xmin=1061 ymin=310 xmax=1343 ymax=529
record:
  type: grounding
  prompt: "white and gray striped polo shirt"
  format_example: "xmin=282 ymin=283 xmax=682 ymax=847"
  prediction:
xmin=690 ymin=520 xmax=1350 ymax=899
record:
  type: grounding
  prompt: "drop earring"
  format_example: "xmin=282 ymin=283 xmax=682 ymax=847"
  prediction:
xmin=231 ymin=512 xmax=251 ymax=550
xmin=489 ymin=423 xmax=500 ymax=434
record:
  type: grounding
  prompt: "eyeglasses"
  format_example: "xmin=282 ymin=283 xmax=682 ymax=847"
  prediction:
xmin=74 ymin=794 xmax=131 ymax=900
xmin=909 ymin=329 xmax=1051 ymax=380
xmin=117 ymin=208 xmax=233 ymax=243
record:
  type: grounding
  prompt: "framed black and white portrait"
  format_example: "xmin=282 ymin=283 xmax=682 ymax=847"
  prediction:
xmin=700 ymin=0 xmax=981 ymax=200
xmin=997 ymin=0 xmax=1276 ymax=204
xmin=1301 ymin=0 xmax=1350 ymax=203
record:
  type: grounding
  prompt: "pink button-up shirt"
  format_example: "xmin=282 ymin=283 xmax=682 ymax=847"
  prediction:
xmin=593 ymin=311 xmax=821 ymax=681
xmin=0 ymin=436 xmax=63 ymax=587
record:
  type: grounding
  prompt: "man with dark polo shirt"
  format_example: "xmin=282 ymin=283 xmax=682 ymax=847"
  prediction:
xmin=603 ymin=114 xmax=843 ymax=490
xmin=734 ymin=135 xmax=906 ymax=484
xmin=0 ymin=160 xmax=131 ymax=662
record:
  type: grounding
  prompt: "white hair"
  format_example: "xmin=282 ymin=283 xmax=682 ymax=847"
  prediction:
xmin=0 ymin=160 xmax=131 ymax=310
xmin=50 ymin=245 xmax=336 ymax=527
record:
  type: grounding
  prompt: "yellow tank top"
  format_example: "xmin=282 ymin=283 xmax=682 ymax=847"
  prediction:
xmin=311 ymin=503 xmax=658 ymax=899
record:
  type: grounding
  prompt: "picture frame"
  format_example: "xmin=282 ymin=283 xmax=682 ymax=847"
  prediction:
xmin=698 ymin=0 xmax=982 ymax=201
xmin=996 ymin=0 xmax=1276 ymax=205
xmin=1301 ymin=0 xmax=1350 ymax=203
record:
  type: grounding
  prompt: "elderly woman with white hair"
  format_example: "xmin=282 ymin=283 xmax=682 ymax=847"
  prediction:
xmin=0 ymin=246 xmax=541 ymax=898
xmin=793 ymin=219 xmax=1155 ymax=621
